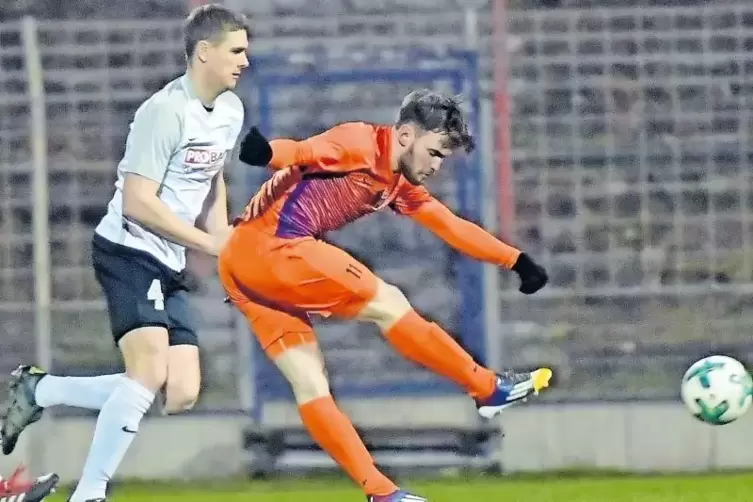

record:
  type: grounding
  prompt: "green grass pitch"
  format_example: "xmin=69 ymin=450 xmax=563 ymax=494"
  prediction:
xmin=48 ymin=472 xmax=753 ymax=502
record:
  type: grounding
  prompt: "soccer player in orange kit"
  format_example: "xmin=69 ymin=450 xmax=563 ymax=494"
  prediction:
xmin=220 ymin=89 xmax=551 ymax=502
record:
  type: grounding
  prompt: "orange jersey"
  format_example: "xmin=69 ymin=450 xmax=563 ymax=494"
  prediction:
xmin=236 ymin=122 xmax=426 ymax=236
xmin=236 ymin=122 xmax=521 ymax=269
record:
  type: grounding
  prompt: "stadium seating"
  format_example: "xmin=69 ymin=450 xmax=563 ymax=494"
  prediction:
xmin=243 ymin=423 xmax=502 ymax=478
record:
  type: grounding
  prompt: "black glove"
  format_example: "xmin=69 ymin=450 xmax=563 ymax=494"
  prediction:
xmin=238 ymin=126 xmax=273 ymax=166
xmin=512 ymin=253 xmax=548 ymax=294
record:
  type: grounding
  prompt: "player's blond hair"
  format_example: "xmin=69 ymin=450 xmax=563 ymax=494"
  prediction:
xmin=396 ymin=89 xmax=475 ymax=153
xmin=184 ymin=4 xmax=250 ymax=59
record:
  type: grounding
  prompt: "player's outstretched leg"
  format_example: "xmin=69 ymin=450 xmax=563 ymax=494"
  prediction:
xmin=1 ymin=349 xmax=197 ymax=455
xmin=358 ymin=280 xmax=552 ymax=418
xmin=1 ymin=365 xmax=125 ymax=455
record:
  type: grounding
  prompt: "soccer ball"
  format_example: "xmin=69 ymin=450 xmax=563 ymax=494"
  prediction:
xmin=680 ymin=355 xmax=753 ymax=425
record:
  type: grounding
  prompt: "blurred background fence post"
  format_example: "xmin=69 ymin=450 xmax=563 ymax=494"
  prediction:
xmin=22 ymin=14 xmax=53 ymax=476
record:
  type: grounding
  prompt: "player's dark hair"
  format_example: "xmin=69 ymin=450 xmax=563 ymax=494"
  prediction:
xmin=184 ymin=4 xmax=250 ymax=59
xmin=396 ymin=89 xmax=475 ymax=153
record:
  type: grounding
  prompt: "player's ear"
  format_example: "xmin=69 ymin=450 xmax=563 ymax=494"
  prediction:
xmin=196 ymin=40 xmax=210 ymax=63
xmin=397 ymin=124 xmax=417 ymax=147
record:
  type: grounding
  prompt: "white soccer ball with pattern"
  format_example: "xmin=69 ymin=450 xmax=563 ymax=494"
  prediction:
xmin=680 ymin=355 xmax=753 ymax=425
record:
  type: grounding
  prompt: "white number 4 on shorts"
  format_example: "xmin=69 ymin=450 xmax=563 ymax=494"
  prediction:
xmin=147 ymin=279 xmax=165 ymax=311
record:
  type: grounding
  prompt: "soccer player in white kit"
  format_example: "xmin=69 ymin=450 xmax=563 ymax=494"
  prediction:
xmin=0 ymin=5 xmax=250 ymax=501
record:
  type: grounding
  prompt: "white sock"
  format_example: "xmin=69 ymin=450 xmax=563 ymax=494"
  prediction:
xmin=35 ymin=374 xmax=125 ymax=410
xmin=69 ymin=377 xmax=154 ymax=502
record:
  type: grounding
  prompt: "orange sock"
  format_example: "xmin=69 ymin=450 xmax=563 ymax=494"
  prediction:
xmin=299 ymin=396 xmax=397 ymax=496
xmin=383 ymin=310 xmax=496 ymax=399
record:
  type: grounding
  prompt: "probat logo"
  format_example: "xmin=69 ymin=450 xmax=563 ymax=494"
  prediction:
xmin=185 ymin=148 xmax=227 ymax=166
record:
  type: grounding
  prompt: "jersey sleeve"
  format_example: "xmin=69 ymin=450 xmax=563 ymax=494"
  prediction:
xmin=402 ymin=192 xmax=522 ymax=269
xmin=121 ymin=99 xmax=182 ymax=182
xmin=269 ymin=122 xmax=375 ymax=172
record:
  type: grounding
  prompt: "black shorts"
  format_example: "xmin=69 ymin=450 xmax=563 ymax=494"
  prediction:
xmin=92 ymin=233 xmax=198 ymax=346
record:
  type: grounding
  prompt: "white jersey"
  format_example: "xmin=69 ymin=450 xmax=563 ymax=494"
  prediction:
xmin=95 ymin=75 xmax=244 ymax=271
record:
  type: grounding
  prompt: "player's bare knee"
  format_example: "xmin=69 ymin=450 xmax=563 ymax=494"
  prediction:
xmin=163 ymin=374 xmax=200 ymax=414
xmin=288 ymin=369 xmax=330 ymax=404
xmin=118 ymin=326 xmax=170 ymax=392
xmin=273 ymin=343 xmax=331 ymax=404
xmin=164 ymin=381 xmax=199 ymax=413
xmin=358 ymin=280 xmax=412 ymax=331
xmin=163 ymin=345 xmax=201 ymax=413
xmin=281 ymin=363 xmax=331 ymax=404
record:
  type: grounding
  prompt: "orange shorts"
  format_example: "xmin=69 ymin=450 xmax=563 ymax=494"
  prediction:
xmin=218 ymin=223 xmax=378 ymax=356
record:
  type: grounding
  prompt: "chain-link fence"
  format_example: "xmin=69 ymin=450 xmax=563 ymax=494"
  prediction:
xmin=497 ymin=4 xmax=753 ymax=399
xmin=2 ymin=2 xmax=753 ymax=415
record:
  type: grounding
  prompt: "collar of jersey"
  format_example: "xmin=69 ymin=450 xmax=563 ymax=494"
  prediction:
xmin=373 ymin=125 xmax=394 ymax=183
xmin=180 ymin=74 xmax=214 ymax=109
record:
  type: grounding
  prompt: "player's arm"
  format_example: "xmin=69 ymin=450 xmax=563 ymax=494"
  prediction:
xmin=408 ymin=197 xmax=521 ymax=268
xmin=394 ymin=187 xmax=548 ymax=294
xmin=238 ymin=123 xmax=370 ymax=170
xmin=121 ymin=102 xmax=218 ymax=256
xmin=197 ymin=169 xmax=229 ymax=235
xmin=123 ymin=175 xmax=217 ymax=254
xmin=266 ymin=135 xmax=345 ymax=169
